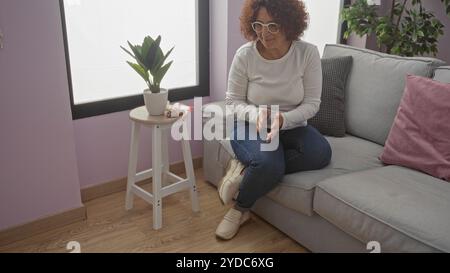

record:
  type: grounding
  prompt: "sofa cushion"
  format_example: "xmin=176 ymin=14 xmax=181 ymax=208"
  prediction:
xmin=314 ymin=166 xmax=450 ymax=252
xmin=266 ymin=135 xmax=383 ymax=216
xmin=309 ymin=56 xmax=353 ymax=137
xmin=323 ymin=44 xmax=445 ymax=146
xmin=380 ymin=75 xmax=450 ymax=182
xmin=433 ymin=66 xmax=450 ymax=83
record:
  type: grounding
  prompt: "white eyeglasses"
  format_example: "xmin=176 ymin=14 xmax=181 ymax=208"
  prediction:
xmin=251 ymin=22 xmax=280 ymax=34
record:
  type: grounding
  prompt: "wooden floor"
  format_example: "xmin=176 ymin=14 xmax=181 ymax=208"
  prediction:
xmin=0 ymin=168 xmax=308 ymax=253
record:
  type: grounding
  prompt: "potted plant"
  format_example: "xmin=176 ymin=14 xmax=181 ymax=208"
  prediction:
xmin=121 ymin=35 xmax=174 ymax=115
xmin=341 ymin=0 xmax=450 ymax=57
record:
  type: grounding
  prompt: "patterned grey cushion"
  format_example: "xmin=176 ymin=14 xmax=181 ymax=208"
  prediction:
xmin=309 ymin=56 xmax=353 ymax=137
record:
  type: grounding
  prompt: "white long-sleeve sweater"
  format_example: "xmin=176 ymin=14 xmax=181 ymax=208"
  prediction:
xmin=225 ymin=39 xmax=323 ymax=130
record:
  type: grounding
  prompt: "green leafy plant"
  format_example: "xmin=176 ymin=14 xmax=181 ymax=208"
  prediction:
xmin=121 ymin=35 xmax=174 ymax=93
xmin=342 ymin=0 xmax=450 ymax=57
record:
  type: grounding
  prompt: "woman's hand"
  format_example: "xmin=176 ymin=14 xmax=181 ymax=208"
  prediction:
xmin=266 ymin=112 xmax=283 ymax=142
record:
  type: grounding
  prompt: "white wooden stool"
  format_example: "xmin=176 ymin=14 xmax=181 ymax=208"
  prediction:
xmin=125 ymin=106 xmax=199 ymax=230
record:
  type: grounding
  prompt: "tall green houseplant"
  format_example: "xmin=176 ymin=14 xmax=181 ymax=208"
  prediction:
xmin=121 ymin=35 xmax=174 ymax=93
xmin=342 ymin=0 xmax=450 ymax=57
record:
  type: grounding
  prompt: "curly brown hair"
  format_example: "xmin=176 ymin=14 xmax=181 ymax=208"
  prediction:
xmin=240 ymin=0 xmax=309 ymax=41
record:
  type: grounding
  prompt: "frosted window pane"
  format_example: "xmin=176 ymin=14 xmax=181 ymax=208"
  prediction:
xmin=63 ymin=0 xmax=198 ymax=104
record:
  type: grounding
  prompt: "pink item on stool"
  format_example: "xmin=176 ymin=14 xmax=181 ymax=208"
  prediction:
xmin=166 ymin=102 xmax=191 ymax=118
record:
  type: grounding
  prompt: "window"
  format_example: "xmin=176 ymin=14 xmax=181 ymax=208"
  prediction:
xmin=60 ymin=0 xmax=209 ymax=119
xmin=302 ymin=0 xmax=345 ymax=56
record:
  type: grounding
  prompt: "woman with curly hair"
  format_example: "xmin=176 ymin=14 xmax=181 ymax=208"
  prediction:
xmin=216 ymin=0 xmax=332 ymax=240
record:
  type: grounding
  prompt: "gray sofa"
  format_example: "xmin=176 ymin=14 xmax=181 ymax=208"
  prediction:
xmin=202 ymin=44 xmax=450 ymax=253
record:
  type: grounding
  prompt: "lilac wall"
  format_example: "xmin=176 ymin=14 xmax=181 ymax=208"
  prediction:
xmin=210 ymin=0 xmax=229 ymax=101
xmin=210 ymin=0 xmax=246 ymax=102
xmin=227 ymin=0 xmax=247 ymax=74
xmin=0 ymin=0 xmax=82 ymax=230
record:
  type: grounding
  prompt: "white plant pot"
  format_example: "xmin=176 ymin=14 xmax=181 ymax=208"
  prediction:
xmin=143 ymin=88 xmax=168 ymax=116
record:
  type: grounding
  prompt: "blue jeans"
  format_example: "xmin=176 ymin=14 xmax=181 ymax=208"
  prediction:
xmin=230 ymin=121 xmax=332 ymax=210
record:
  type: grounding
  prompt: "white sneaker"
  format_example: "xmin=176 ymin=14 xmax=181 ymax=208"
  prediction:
xmin=215 ymin=208 xmax=250 ymax=240
xmin=218 ymin=159 xmax=245 ymax=205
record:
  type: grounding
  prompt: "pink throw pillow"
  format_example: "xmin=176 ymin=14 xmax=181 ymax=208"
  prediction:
xmin=380 ymin=75 xmax=450 ymax=181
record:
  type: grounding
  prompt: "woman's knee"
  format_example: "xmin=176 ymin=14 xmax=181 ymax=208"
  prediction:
xmin=283 ymin=126 xmax=332 ymax=172
xmin=320 ymin=140 xmax=332 ymax=168
xmin=313 ymin=135 xmax=332 ymax=169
